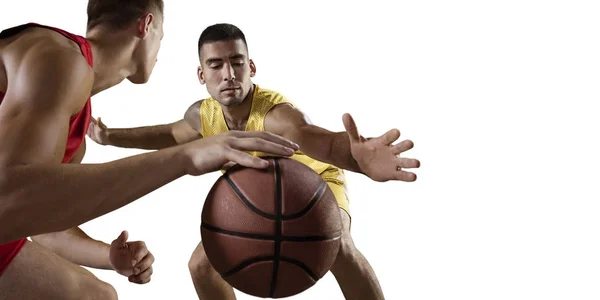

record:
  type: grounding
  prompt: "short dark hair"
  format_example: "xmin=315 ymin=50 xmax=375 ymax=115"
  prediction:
xmin=198 ymin=23 xmax=248 ymax=59
xmin=86 ymin=0 xmax=164 ymax=30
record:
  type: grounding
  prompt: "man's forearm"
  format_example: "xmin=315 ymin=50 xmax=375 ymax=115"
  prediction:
xmin=327 ymin=132 xmax=362 ymax=173
xmin=107 ymin=124 xmax=178 ymax=150
xmin=32 ymin=227 xmax=112 ymax=270
xmin=0 ymin=146 xmax=187 ymax=244
xmin=294 ymin=126 xmax=362 ymax=173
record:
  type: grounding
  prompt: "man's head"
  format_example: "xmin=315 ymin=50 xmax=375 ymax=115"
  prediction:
xmin=87 ymin=0 xmax=165 ymax=84
xmin=197 ymin=23 xmax=256 ymax=107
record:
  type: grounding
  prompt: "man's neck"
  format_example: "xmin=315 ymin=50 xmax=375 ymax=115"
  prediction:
xmin=222 ymin=84 xmax=256 ymax=131
xmin=86 ymin=28 xmax=139 ymax=96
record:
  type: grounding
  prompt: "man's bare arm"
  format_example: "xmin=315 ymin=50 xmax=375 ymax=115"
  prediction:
xmin=0 ymin=42 xmax=299 ymax=244
xmin=31 ymin=227 xmax=112 ymax=270
xmin=265 ymin=104 xmax=362 ymax=173
xmin=0 ymin=44 xmax=182 ymax=243
xmin=96 ymin=101 xmax=203 ymax=149
xmin=265 ymin=104 xmax=420 ymax=182
xmin=105 ymin=122 xmax=183 ymax=149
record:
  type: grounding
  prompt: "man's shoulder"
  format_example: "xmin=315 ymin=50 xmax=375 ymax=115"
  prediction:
xmin=187 ymin=99 xmax=206 ymax=112
xmin=256 ymin=85 xmax=284 ymax=98
xmin=2 ymin=27 xmax=89 ymax=73
xmin=255 ymin=85 xmax=295 ymax=106
xmin=2 ymin=24 xmax=81 ymax=50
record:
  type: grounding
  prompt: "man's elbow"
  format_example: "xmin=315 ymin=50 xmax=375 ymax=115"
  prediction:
xmin=0 ymin=200 xmax=28 ymax=244
xmin=0 ymin=206 xmax=24 ymax=245
xmin=0 ymin=172 xmax=16 ymax=243
xmin=30 ymin=231 xmax=58 ymax=246
xmin=0 ymin=172 xmax=40 ymax=243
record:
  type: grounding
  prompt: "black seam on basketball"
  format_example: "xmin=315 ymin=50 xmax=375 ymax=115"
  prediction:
xmin=218 ymin=256 xmax=320 ymax=282
xmin=201 ymin=222 xmax=341 ymax=241
xmin=220 ymin=255 xmax=275 ymax=278
xmin=224 ymin=174 xmax=277 ymax=220
xmin=201 ymin=222 xmax=273 ymax=240
xmin=281 ymin=181 xmax=328 ymax=220
xmin=279 ymin=257 xmax=320 ymax=281
xmin=280 ymin=232 xmax=342 ymax=242
xmin=270 ymin=158 xmax=283 ymax=298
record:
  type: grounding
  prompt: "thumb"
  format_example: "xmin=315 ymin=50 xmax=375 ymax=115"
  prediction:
xmin=342 ymin=113 xmax=361 ymax=143
xmin=113 ymin=230 xmax=129 ymax=248
xmin=97 ymin=117 xmax=108 ymax=130
xmin=222 ymin=161 xmax=237 ymax=170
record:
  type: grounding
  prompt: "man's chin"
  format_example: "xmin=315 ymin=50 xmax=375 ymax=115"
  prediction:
xmin=215 ymin=95 xmax=240 ymax=106
xmin=127 ymin=74 xmax=150 ymax=85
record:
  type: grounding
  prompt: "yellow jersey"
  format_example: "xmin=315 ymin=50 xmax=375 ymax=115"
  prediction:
xmin=199 ymin=85 xmax=334 ymax=175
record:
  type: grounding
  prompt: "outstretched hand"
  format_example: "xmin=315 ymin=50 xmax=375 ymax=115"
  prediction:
xmin=342 ymin=113 xmax=420 ymax=182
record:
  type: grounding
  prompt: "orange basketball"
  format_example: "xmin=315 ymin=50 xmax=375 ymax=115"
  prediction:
xmin=201 ymin=157 xmax=342 ymax=298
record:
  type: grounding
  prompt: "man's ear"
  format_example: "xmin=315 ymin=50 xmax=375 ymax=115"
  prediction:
xmin=136 ymin=13 xmax=154 ymax=39
xmin=197 ymin=66 xmax=206 ymax=84
xmin=249 ymin=59 xmax=257 ymax=77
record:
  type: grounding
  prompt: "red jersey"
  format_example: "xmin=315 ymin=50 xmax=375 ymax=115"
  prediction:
xmin=0 ymin=23 xmax=94 ymax=276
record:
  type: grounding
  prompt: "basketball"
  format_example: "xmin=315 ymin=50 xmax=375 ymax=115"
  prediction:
xmin=200 ymin=157 xmax=342 ymax=298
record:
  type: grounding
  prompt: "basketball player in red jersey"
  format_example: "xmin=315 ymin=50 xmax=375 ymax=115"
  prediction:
xmin=0 ymin=2 xmax=299 ymax=299
xmin=88 ymin=23 xmax=419 ymax=300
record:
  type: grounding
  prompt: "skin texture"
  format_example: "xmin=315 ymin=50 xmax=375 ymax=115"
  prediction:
xmin=88 ymin=37 xmax=420 ymax=299
xmin=91 ymin=40 xmax=419 ymax=181
xmin=0 ymin=11 xmax=298 ymax=300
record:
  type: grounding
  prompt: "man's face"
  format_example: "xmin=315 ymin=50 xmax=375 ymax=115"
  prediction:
xmin=198 ymin=39 xmax=256 ymax=106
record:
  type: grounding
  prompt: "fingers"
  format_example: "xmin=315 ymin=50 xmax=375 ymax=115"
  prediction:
xmin=395 ymin=170 xmax=417 ymax=182
xmin=377 ymin=128 xmax=401 ymax=145
xmin=225 ymin=149 xmax=270 ymax=169
xmin=391 ymin=140 xmax=414 ymax=154
xmin=112 ymin=231 xmax=129 ymax=249
xmin=342 ymin=113 xmax=361 ymax=143
xmin=394 ymin=157 xmax=420 ymax=182
xmin=128 ymin=265 xmax=153 ymax=284
xmin=130 ymin=241 xmax=149 ymax=266
xmin=87 ymin=117 xmax=97 ymax=137
xmin=229 ymin=131 xmax=299 ymax=151
xmin=398 ymin=157 xmax=421 ymax=169
xmin=228 ymin=137 xmax=296 ymax=157
xmin=86 ymin=123 xmax=94 ymax=137
xmin=129 ymin=251 xmax=155 ymax=284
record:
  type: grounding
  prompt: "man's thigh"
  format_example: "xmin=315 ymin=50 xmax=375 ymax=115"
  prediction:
xmin=321 ymin=167 xmax=351 ymax=216
xmin=0 ymin=240 xmax=116 ymax=300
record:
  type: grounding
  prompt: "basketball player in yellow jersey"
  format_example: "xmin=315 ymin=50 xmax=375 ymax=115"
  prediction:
xmin=88 ymin=23 xmax=420 ymax=300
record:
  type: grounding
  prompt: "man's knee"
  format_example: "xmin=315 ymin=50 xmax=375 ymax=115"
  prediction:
xmin=334 ymin=209 xmax=359 ymax=265
xmin=71 ymin=277 xmax=118 ymax=300
xmin=188 ymin=243 xmax=216 ymax=279
xmin=337 ymin=231 xmax=359 ymax=263
xmin=96 ymin=281 xmax=118 ymax=300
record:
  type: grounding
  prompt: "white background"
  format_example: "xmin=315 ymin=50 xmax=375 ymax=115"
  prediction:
xmin=2 ymin=0 xmax=600 ymax=299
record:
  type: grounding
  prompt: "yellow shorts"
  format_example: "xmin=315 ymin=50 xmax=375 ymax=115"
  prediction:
xmin=320 ymin=166 xmax=350 ymax=217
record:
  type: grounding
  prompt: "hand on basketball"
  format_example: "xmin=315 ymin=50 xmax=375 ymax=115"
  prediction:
xmin=109 ymin=231 xmax=155 ymax=284
xmin=87 ymin=116 xmax=110 ymax=145
xmin=182 ymin=130 xmax=299 ymax=176
xmin=342 ymin=113 xmax=420 ymax=182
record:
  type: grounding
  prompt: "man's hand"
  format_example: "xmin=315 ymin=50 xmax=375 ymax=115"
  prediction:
xmin=182 ymin=130 xmax=300 ymax=176
xmin=109 ymin=231 xmax=155 ymax=284
xmin=342 ymin=113 xmax=420 ymax=182
xmin=87 ymin=117 xmax=110 ymax=145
